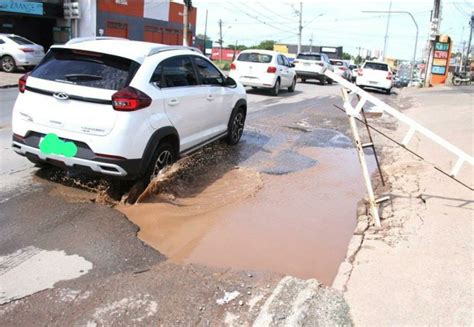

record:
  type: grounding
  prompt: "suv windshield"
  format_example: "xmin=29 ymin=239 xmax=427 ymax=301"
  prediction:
xmin=237 ymin=52 xmax=272 ymax=63
xmin=8 ymin=35 xmax=34 ymax=45
xmin=31 ymin=48 xmax=140 ymax=90
xmin=364 ymin=62 xmax=388 ymax=71
xmin=296 ymin=54 xmax=321 ymax=61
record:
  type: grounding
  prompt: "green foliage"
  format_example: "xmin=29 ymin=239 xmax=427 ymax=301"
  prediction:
xmin=342 ymin=52 xmax=352 ymax=60
xmin=214 ymin=60 xmax=230 ymax=71
xmin=354 ymin=55 xmax=363 ymax=65
xmin=255 ymin=40 xmax=276 ymax=50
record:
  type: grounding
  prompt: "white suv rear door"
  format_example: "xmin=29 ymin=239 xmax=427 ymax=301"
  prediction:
xmin=151 ymin=55 xmax=217 ymax=151
xmin=277 ymin=54 xmax=291 ymax=87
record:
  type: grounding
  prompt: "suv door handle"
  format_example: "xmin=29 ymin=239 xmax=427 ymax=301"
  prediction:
xmin=206 ymin=94 xmax=214 ymax=101
xmin=168 ymin=98 xmax=179 ymax=106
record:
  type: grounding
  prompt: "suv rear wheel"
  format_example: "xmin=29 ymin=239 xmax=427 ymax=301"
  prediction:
xmin=270 ymin=78 xmax=280 ymax=96
xmin=288 ymin=77 xmax=296 ymax=92
xmin=1 ymin=55 xmax=16 ymax=73
xmin=147 ymin=142 xmax=176 ymax=182
xmin=227 ymin=107 xmax=246 ymax=145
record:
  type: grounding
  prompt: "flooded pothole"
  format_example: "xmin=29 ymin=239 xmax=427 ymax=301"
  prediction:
xmin=38 ymin=127 xmax=375 ymax=286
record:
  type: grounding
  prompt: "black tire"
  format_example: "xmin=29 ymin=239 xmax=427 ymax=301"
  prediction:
xmin=1 ymin=55 xmax=16 ymax=73
xmin=327 ymin=78 xmax=333 ymax=85
xmin=226 ymin=107 xmax=246 ymax=145
xmin=270 ymin=78 xmax=280 ymax=96
xmin=385 ymin=88 xmax=391 ymax=95
xmin=452 ymin=77 xmax=461 ymax=86
xmin=288 ymin=78 xmax=296 ymax=92
xmin=301 ymin=78 xmax=306 ymax=83
xmin=320 ymin=76 xmax=327 ymax=85
xmin=145 ymin=142 xmax=176 ymax=182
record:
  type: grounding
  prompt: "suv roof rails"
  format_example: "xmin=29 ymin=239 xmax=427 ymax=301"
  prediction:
xmin=65 ymin=37 xmax=126 ymax=45
xmin=147 ymin=46 xmax=203 ymax=56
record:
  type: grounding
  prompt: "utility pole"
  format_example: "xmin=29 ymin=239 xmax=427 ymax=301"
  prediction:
xmin=382 ymin=0 xmax=392 ymax=61
xmin=309 ymin=33 xmax=313 ymax=52
xmin=464 ymin=13 xmax=474 ymax=72
xmin=203 ymin=9 xmax=208 ymax=56
xmin=297 ymin=2 xmax=303 ymax=54
xmin=425 ymin=0 xmax=441 ymax=87
xmin=218 ymin=19 xmax=223 ymax=62
xmin=183 ymin=0 xmax=192 ymax=46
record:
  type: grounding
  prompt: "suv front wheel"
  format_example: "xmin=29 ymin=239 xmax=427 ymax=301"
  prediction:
xmin=227 ymin=107 xmax=246 ymax=145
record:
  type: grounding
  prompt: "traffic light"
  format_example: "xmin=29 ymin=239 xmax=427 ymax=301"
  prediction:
xmin=64 ymin=2 xmax=80 ymax=19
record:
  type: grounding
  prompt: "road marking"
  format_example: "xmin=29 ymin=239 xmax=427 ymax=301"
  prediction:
xmin=0 ymin=246 xmax=92 ymax=304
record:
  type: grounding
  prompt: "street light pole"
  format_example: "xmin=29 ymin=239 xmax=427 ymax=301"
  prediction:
xmin=297 ymin=2 xmax=303 ymax=54
xmin=363 ymin=10 xmax=419 ymax=86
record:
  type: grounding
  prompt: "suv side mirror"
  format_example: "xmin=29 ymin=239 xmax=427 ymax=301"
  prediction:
xmin=290 ymin=63 xmax=295 ymax=68
xmin=225 ymin=76 xmax=237 ymax=88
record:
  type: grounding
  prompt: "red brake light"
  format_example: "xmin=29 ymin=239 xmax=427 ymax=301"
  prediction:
xmin=20 ymin=48 xmax=34 ymax=53
xmin=386 ymin=72 xmax=393 ymax=80
xmin=267 ymin=66 xmax=277 ymax=73
xmin=112 ymin=86 xmax=151 ymax=111
xmin=19 ymin=73 xmax=29 ymax=93
xmin=230 ymin=63 xmax=236 ymax=70
xmin=358 ymin=69 xmax=363 ymax=76
xmin=340 ymin=67 xmax=347 ymax=71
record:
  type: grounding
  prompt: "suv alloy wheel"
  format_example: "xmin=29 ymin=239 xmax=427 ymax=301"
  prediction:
xmin=227 ymin=108 xmax=246 ymax=145
xmin=147 ymin=142 xmax=176 ymax=182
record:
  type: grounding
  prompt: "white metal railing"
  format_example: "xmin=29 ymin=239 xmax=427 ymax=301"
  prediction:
xmin=325 ymin=69 xmax=474 ymax=178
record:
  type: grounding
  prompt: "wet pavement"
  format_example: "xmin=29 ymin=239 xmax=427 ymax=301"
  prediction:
xmin=0 ymin=82 xmax=392 ymax=324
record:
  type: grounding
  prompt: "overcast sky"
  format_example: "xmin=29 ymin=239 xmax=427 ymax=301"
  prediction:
xmin=192 ymin=0 xmax=473 ymax=60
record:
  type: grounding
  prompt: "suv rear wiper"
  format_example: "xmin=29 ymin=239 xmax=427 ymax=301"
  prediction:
xmin=64 ymin=74 xmax=103 ymax=81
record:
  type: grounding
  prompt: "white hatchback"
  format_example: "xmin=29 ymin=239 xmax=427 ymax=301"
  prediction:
xmin=229 ymin=49 xmax=296 ymax=96
xmin=12 ymin=38 xmax=247 ymax=181
xmin=356 ymin=61 xmax=394 ymax=94
xmin=0 ymin=34 xmax=45 ymax=72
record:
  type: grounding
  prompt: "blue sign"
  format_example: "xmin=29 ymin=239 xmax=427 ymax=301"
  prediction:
xmin=0 ymin=1 xmax=43 ymax=15
xmin=431 ymin=65 xmax=446 ymax=75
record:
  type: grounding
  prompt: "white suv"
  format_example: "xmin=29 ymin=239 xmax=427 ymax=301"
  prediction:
xmin=356 ymin=61 xmax=394 ymax=94
xmin=12 ymin=38 xmax=247 ymax=181
xmin=229 ymin=49 xmax=296 ymax=96
xmin=293 ymin=52 xmax=333 ymax=85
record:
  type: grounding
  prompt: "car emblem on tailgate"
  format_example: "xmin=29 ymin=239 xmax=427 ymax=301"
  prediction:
xmin=53 ymin=92 xmax=69 ymax=100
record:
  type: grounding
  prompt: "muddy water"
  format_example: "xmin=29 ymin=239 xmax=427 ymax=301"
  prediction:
xmin=118 ymin=147 xmax=375 ymax=285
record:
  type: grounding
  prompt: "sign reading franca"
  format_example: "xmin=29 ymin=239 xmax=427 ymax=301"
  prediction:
xmin=0 ymin=0 xmax=43 ymax=15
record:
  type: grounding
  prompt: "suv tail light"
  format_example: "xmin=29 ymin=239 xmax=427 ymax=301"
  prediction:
xmin=386 ymin=72 xmax=393 ymax=80
xmin=230 ymin=63 xmax=236 ymax=70
xmin=112 ymin=86 xmax=152 ymax=111
xmin=358 ymin=69 xmax=363 ymax=76
xmin=19 ymin=73 xmax=29 ymax=93
xmin=20 ymin=48 xmax=34 ymax=53
xmin=267 ymin=66 xmax=277 ymax=73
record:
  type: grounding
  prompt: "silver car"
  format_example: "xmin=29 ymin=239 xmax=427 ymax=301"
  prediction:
xmin=0 ymin=34 xmax=45 ymax=72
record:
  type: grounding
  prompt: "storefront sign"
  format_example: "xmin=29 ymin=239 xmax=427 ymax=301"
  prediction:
xmin=431 ymin=36 xmax=450 ymax=76
xmin=0 ymin=1 xmax=43 ymax=15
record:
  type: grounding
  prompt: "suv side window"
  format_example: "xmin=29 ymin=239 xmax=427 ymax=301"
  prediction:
xmin=152 ymin=56 xmax=198 ymax=88
xmin=277 ymin=55 xmax=284 ymax=66
xmin=192 ymin=56 xmax=224 ymax=86
xmin=282 ymin=56 xmax=290 ymax=67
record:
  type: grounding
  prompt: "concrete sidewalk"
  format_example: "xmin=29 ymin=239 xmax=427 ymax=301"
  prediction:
xmin=334 ymin=85 xmax=473 ymax=325
xmin=0 ymin=71 xmax=23 ymax=88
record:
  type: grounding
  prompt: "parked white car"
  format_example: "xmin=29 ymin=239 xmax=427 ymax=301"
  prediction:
xmin=12 ymin=38 xmax=247 ymax=181
xmin=330 ymin=59 xmax=352 ymax=81
xmin=356 ymin=61 xmax=394 ymax=94
xmin=0 ymin=34 xmax=45 ymax=72
xmin=229 ymin=49 xmax=296 ymax=96
xmin=293 ymin=52 xmax=333 ymax=85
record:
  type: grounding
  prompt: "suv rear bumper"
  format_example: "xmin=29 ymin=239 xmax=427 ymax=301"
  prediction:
xmin=295 ymin=71 xmax=324 ymax=79
xmin=13 ymin=141 xmax=131 ymax=177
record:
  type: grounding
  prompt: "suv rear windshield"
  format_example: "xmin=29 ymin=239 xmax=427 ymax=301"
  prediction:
xmin=296 ymin=54 xmax=321 ymax=61
xmin=237 ymin=52 xmax=272 ymax=63
xmin=30 ymin=48 xmax=140 ymax=90
xmin=8 ymin=35 xmax=34 ymax=45
xmin=364 ymin=62 xmax=388 ymax=71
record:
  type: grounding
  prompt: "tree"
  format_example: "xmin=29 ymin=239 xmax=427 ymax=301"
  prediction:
xmin=228 ymin=44 xmax=248 ymax=51
xmin=341 ymin=52 xmax=352 ymax=60
xmin=256 ymin=40 xmax=276 ymax=50
xmin=354 ymin=55 xmax=363 ymax=65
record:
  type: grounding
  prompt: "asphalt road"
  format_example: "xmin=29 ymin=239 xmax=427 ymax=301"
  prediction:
xmin=0 ymin=81 xmax=393 ymax=325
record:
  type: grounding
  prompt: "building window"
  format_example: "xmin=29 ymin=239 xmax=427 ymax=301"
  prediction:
xmin=115 ymin=0 xmax=128 ymax=5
